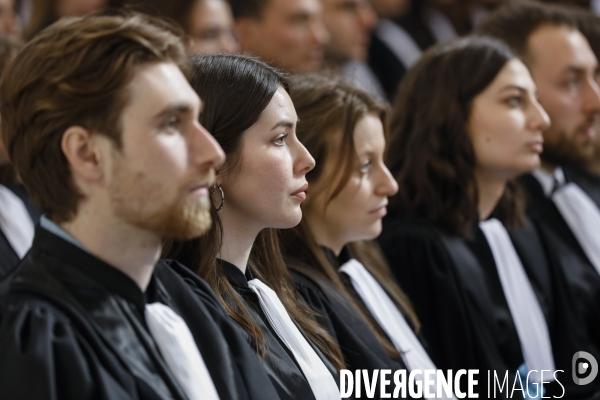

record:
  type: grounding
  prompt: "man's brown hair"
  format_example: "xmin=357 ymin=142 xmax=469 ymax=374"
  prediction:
xmin=1 ymin=12 xmax=189 ymax=223
xmin=476 ymin=0 xmax=575 ymax=65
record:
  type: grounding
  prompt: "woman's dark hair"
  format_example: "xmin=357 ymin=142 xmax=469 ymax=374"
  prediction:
xmin=281 ymin=73 xmax=420 ymax=359
xmin=387 ymin=36 xmax=524 ymax=236
xmin=163 ymin=54 xmax=345 ymax=369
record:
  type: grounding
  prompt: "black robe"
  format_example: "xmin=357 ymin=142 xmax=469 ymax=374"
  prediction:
xmin=288 ymin=248 xmax=416 ymax=400
xmin=378 ymin=214 xmax=600 ymax=399
xmin=0 ymin=183 xmax=40 ymax=278
xmin=218 ymin=259 xmax=338 ymax=400
xmin=0 ymin=227 xmax=281 ymax=400
xmin=520 ymin=168 xmax=600 ymax=356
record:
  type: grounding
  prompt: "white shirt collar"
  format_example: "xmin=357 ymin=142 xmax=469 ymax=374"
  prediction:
xmin=531 ymin=167 xmax=566 ymax=197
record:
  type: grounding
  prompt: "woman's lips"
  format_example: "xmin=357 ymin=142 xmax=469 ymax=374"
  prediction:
xmin=369 ymin=204 xmax=388 ymax=217
xmin=291 ymin=183 xmax=309 ymax=201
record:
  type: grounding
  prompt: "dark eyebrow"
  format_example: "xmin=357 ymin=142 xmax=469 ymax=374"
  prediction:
xmin=562 ymin=66 xmax=587 ymax=76
xmin=500 ymin=85 xmax=527 ymax=93
xmin=271 ymin=120 xmax=295 ymax=131
xmin=153 ymin=103 xmax=193 ymax=121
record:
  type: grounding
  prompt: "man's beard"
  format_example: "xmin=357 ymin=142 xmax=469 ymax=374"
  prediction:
xmin=109 ymin=159 xmax=213 ymax=241
xmin=541 ymin=127 xmax=595 ymax=169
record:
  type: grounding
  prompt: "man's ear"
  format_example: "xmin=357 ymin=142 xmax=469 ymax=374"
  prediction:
xmin=61 ymin=126 xmax=106 ymax=184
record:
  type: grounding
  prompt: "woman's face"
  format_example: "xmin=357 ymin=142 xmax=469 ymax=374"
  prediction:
xmin=305 ymin=113 xmax=398 ymax=250
xmin=218 ymin=86 xmax=315 ymax=231
xmin=187 ymin=0 xmax=239 ymax=55
xmin=467 ymin=58 xmax=550 ymax=181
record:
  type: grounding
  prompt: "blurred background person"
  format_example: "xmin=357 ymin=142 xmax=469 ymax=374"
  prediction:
xmin=0 ymin=32 xmax=39 ymax=280
xmin=23 ymin=0 xmax=124 ymax=39
xmin=126 ymin=0 xmax=238 ymax=55
xmin=0 ymin=0 xmax=20 ymax=38
xmin=569 ymin=6 xmax=600 ymax=176
xmin=227 ymin=0 xmax=329 ymax=74
xmin=368 ymin=0 xmax=420 ymax=101
xmin=321 ymin=0 xmax=383 ymax=99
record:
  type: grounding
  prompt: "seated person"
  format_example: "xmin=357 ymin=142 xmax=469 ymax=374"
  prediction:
xmin=0 ymin=12 xmax=281 ymax=400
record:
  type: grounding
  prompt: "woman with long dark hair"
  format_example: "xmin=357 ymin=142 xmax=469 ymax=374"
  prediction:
xmin=379 ymin=36 xmax=593 ymax=398
xmin=164 ymin=54 xmax=342 ymax=400
xmin=280 ymin=73 xmax=442 ymax=400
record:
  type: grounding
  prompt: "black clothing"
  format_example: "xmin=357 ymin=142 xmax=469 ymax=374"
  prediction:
xmin=520 ymin=168 xmax=600 ymax=373
xmin=289 ymin=248 xmax=415 ymax=400
xmin=218 ymin=259 xmax=337 ymax=400
xmin=0 ymin=183 xmax=40 ymax=278
xmin=0 ymin=227 xmax=281 ymax=400
xmin=379 ymin=215 xmax=598 ymax=399
xmin=368 ymin=30 xmax=408 ymax=102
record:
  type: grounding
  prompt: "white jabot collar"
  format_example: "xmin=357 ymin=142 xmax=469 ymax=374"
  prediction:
xmin=0 ymin=184 xmax=35 ymax=258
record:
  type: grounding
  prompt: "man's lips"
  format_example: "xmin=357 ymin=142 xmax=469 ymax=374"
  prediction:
xmin=291 ymin=183 xmax=309 ymax=201
xmin=189 ymin=182 xmax=212 ymax=197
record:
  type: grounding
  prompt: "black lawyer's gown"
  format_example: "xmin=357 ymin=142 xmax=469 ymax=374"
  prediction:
xmin=218 ymin=259 xmax=339 ymax=400
xmin=0 ymin=227 xmax=282 ymax=400
xmin=288 ymin=248 xmax=418 ymax=400
xmin=520 ymin=168 xmax=600 ymax=360
xmin=378 ymin=214 xmax=599 ymax=399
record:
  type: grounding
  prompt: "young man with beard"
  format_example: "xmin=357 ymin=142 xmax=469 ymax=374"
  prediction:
xmin=228 ymin=0 xmax=330 ymax=74
xmin=479 ymin=2 xmax=600 ymax=398
xmin=0 ymin=12 xmax=281 ymax=400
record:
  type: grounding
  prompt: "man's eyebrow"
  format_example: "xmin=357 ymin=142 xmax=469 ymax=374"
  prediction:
xmin=270 ymin=120 xmax=295 ymax=131
xmin=153 ymin=103 xmax=193 ymax=120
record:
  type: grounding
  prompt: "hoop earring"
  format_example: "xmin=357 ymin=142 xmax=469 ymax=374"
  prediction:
xmin=210 ymin=183 xmax=225 ymax=212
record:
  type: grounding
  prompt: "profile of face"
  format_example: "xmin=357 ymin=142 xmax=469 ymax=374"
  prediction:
xmin=305 ymin=113 xmax=398 ymax=249
xmin=322 ymin=0 xmax=378 ymax=64
xmin=236 ymin=0 xmax=329 ymax=73
xmin=187 ymin=0 xmax=238 ymax=55
xmin=217 ymin=86 xmax=315 ymax=232
xmin=527 ymin=25 xmax=600 ymax=167
xmin=57 ymin=0 xmax=107 ymax=17
xmin=467 ymin=58 xmax=550 ymax=181
xmin=104 ymin=62 xmax=225 ymax=239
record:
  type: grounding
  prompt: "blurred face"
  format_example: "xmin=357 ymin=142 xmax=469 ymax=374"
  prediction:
xmin=370 ymin=0 xmax=410 ymax=19
xmin=107 ymin=62 xmax=225 ymax=239
xmin=322 ymin=0 xmax=377 ymax=63
xmin=57 ymin=0 xmax=107 ymax=17
xmin=187 ymin=0 xmax=238 ymax=55
xmin=467 ymin=59 xmax=550 ymax=181
xmin=237 ymin=0 xmax=329 ymax=73
xmin=305 ymin=113 xmax=398 ymax=251
xmin=218 ymin=87 xmax=315 ymax=231
xmin=528 ymin=25 xmax=600 ymax=167
xmin=0 ymin=0 xmax=19 ymax=38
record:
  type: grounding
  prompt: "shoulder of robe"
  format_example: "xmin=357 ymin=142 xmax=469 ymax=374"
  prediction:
xmin=379 ymin=216 xmax=454 ymax=271
xmin=0 ymin=295 xmax=133 ymax=400
xmin=156 ymin=259 xmax=225 ymax=313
